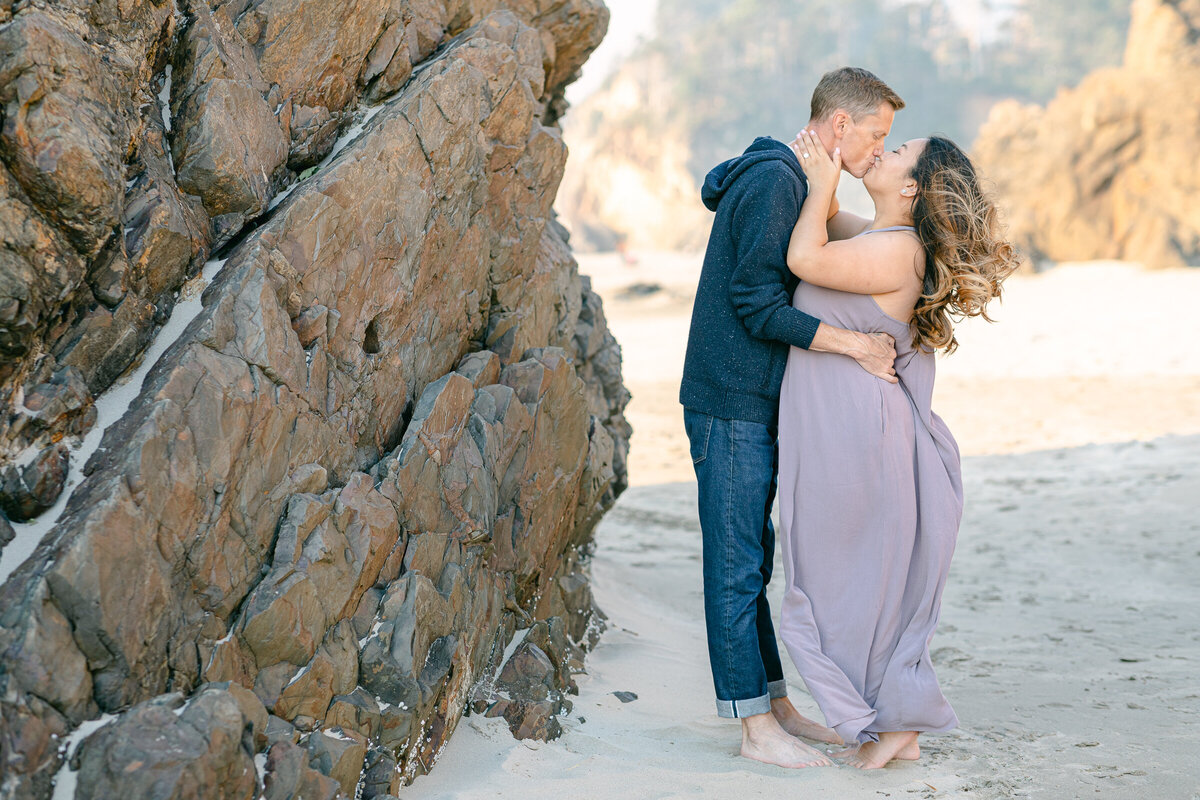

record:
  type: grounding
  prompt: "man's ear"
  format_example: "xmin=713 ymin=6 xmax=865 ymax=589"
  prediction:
xmin=831 ymin=110 xmax=850 ymax=137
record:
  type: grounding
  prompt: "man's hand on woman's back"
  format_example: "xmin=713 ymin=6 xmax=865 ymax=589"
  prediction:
xmin=810 ymin=325 xmax=898 ymax=383
xmin=849 ymin=332 xmax=899 ymax=382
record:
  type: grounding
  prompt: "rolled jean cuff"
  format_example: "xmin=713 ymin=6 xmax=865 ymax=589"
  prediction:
xmin=715 ymin=693 xmax=772 ymax=719
xmin=767 ymin=679 xmax=788 ymax=700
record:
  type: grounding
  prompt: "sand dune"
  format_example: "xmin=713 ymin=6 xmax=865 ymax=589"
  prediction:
xmin=407 ymin=257 xmax=1200 ymax=799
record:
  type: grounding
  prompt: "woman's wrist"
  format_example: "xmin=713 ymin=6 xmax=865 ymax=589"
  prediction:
xmin=806 ymin=180 xmax=836 ymax=199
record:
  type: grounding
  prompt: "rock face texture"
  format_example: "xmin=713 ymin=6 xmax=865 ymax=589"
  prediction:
xmin=0 ymin=1 xmax=625 ymax=798
xmin=973 ymin=0 xmax=1200 ymax=268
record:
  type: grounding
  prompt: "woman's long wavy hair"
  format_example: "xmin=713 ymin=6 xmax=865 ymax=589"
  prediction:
xmin=909 ymin=137 xmax=1020 ymax=354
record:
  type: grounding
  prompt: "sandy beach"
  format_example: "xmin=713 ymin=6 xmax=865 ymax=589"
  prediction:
xmin=407 ymin=255 xmax=1200 ymax=799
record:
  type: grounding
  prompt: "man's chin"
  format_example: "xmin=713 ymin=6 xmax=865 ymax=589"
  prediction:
xmin=846 ymin=164 xmax=870 ymax=180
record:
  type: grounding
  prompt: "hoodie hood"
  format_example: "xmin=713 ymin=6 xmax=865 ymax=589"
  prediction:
xmin=702 ymin=137 xmax=806 ymax=211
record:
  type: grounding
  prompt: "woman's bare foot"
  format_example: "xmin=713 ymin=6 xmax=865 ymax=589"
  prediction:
xmin=834 ymin=731 xmax=920 ymax=769
xmin=895 ymin=738 xmax=920 ymax=761
xmin=740 ymin=712 xmax=833 ymax=768
xmin=769 ymin=697 xmax=843 ymax=745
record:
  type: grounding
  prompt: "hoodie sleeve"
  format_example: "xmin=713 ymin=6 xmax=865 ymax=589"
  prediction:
xmin=728 ymin=167 xmax=822 ymax=350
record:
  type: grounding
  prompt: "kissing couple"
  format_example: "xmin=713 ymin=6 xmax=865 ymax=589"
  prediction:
xmin=680 ymin=66 xmax=1019 ymax=769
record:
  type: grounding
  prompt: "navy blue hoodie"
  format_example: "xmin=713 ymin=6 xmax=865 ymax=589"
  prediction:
xmin=679 ymin=137 xmax=822 ymax=425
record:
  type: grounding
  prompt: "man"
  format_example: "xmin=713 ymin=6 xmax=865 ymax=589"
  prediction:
xmin=680 ymin=67 xmax=905 ymax=769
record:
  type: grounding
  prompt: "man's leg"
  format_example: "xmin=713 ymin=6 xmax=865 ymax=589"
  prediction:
xmin=755 ymin=447 xmax=787 ymax=701
xmin=683 ymin=410 xmax=830 ymax=768
xmin=685 ymin=410 xmax=773 ymax=716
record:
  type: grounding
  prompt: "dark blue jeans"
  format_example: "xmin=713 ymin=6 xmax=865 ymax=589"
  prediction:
xmin=684 ymin=408 xmax=787 ymax=718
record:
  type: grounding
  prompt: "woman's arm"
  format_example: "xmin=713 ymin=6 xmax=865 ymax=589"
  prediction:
xmin=827 ymin=209 xmax=872 ymax=241
xmin=806 ymin=172 xmax=868 ymax=240
xmin=787 ymin=131 xmax=919 ymax=296
xmin=790 ymin=227 xmax=918 ymax=296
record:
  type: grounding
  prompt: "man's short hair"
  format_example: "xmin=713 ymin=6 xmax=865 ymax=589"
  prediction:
xmin=810 ymin=67 xmax=905 ymax=122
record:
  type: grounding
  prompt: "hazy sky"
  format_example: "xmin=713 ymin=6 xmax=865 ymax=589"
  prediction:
xmin=566 ymin=0 xmax=659 ymax=104
xmin=565 ymin=0 xmax=1020 ymax=104
xmin=939 ymin=0 xmax=1019 ymax=44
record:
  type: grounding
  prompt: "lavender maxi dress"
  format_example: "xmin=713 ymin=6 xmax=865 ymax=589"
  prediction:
xmin=777 ymin=228 xmax=963 ymax=744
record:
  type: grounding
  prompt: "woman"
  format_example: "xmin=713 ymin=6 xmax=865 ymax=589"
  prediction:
xmin=777 ymin=131 xmax=1019 ymax=769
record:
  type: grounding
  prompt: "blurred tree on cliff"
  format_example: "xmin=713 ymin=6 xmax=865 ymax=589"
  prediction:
xmin=632 ymin=0 xmax=1132 ymax=180
xmin=991 ymin=0 xmax=1131 ymax=100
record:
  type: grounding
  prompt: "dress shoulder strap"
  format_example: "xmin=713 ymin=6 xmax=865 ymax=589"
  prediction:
xmin=856 ymin=225 xmax=917 ymax=237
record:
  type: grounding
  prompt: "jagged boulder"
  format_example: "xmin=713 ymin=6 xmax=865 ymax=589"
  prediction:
xmin=973 ymin=0 xmax=1200 ymax=268
xmin=0 ymin=13 xmax=134 ymax=257
xmin=0 ymin=444 xmax=69 ymax=522
xmin=70 ymin=686 xmax=263 ymax=800
xmin=171 ymin=1 xmax=290 ymax=233
xmin=260 ymin=741 xmax=341 ymax=800
xmin=0 ymin=2 xmax=621 ymax=798
xmin=305 ymin=727 xmax=368 ymax=797
xmin=469 ymin=615 xmax=585 ymax=741
xmin=493 ymin=641 xmax=565 ymax=740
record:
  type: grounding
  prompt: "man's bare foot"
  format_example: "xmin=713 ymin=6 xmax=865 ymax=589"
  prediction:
xmin=835 ymin=731 xmax=920 ymax=769
xmin=740 ymin=712 xmax=832 ymax=769
xmin=769 ymin=697 xmax=843 ymax=745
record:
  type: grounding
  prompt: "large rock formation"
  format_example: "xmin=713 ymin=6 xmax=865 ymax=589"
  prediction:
xmin=0 ymin=1 xmax=628 ymax=798
xmin=973 ymin=0 xmax=1200 ymax=268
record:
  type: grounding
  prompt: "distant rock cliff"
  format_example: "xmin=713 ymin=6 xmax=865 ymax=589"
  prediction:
xmin=0 ymin=1 xmax=629 ymax=798
xmin=973 ymin=0 xmax=1200 ymax=268
xmin=557 ymin=54 xmax=712 ymax=252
